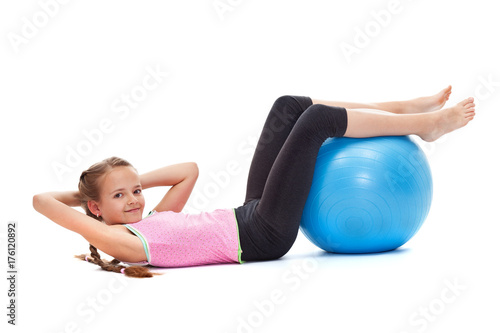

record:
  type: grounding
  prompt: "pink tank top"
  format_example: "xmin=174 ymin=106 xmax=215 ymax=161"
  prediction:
xmin=125 ymin=209 xmax=243 ymax=268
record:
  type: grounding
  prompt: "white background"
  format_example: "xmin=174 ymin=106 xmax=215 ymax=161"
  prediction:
xmin=1 ymin=0 xmax=499 ymax=332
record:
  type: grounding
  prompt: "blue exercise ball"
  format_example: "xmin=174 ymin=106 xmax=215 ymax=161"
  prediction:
xmin=300 ymin=136 xmax=432 ymax=254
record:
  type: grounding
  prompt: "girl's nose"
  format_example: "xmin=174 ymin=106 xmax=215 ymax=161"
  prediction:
xmin=128 ymin=194 xmax=138 ymax=205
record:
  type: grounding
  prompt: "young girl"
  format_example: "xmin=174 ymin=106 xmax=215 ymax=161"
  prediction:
xmin=33 ymin=87 xmax=475 ymax=278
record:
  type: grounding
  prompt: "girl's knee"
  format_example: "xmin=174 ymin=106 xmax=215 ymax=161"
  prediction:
xmin=297 ymin=104 xmax=347 ymax=138
xmin=273 ymin=95 xmax=297 ymax=107
xmin=273 ymin=95 xmax=310 ymax=111
xmin=270 ymin=95 xmax=304 ymax=125
xmin=271 ymin=95 xmax=315 ymax=123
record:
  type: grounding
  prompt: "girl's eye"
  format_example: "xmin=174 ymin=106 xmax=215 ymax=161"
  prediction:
xmin=134 ymin=189 xmax=142 ymax=195
xmin=114 ymin=193 xmax=123 ymax=198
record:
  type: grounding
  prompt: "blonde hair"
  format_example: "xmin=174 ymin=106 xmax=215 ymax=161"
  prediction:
xmin=75 ymin=157 xmax=157 ymax=278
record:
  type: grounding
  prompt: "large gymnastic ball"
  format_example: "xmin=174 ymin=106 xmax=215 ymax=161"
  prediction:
xmin=300 ymin=136 xmax=433 ymax=254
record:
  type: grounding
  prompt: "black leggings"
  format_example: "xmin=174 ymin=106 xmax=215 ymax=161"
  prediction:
xmin=234 ymin=95 xmax=348 ymax=261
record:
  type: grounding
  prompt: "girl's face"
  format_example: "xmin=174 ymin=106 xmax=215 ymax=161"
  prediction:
xmin=92 ymin=166 xmax=145 ymax=225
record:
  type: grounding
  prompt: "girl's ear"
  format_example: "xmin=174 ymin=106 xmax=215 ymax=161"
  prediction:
xmin=87 ymin=201 xmax=101 ymax=217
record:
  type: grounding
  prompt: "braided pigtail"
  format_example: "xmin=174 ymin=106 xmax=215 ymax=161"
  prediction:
xmin=75 ymin=157 xmax=160 ymax=278
xmin=75 ymin=245 xmax=157 ymax=278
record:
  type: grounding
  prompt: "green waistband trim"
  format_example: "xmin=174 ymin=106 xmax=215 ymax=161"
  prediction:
xmin=232 ymin=208 xmax=245 ymax=264
xmin=125 ymin=224 xmax=151 ymax=263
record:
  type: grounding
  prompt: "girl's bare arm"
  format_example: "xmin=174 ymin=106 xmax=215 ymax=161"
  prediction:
xmin=140 ymin=162 xmax=199 ymax=213
xmin=32 ymin=192 xmax=135 ymax=260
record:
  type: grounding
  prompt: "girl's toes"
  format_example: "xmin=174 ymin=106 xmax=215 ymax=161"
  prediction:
xmin=460 ymin=97 xmax=474 ymax=107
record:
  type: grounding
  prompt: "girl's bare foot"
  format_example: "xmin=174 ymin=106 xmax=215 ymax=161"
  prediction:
xmin=403 ymin=85 xmax=452 ymax=114
xmin=419 ymin=97 xmax=475 ymax=142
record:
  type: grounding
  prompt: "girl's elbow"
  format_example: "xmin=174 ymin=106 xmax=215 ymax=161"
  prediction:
xmin=190 ymin=162 xmax=199 ymax=178
xmin=33 ymin=193 xmax=52 ymax=212
xmin=32 ymin=193 xmax=44 ymax=211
